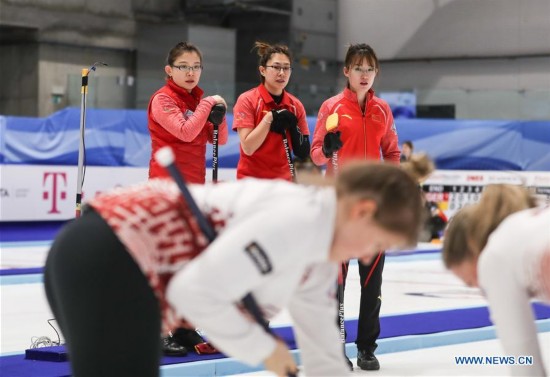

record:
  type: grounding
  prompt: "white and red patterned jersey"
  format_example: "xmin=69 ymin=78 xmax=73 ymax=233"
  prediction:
xmin=88 ymin=178 xmax=350 ymax=376
xmin=478 ymin=206 xmax=550 ymax=376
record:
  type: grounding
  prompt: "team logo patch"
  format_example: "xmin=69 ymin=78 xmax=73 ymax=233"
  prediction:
xmin=244 ymin=241 xmax=272 ymax=275
xmin=236 ymin=112 xmax=247 ymax=121
xmin=371 ymin=114 xmax=381 ymax=122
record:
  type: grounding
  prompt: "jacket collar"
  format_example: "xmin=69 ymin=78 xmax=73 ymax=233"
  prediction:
xmin=258 ymin=83 xmax=291 ymax=108
xmin=166 ymin=78 xmax=204 ymax=103
xmin=343 ymin=86 xmax=374 ymax=106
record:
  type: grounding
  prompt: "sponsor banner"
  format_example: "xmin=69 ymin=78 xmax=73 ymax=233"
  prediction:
xmin=1 ymin=165 xmax=148 ymax=221
xmin=0 ymin=165 xmax=237 ymax=221
xmin=423 ymin=170 xmax=550 ymax=218
xmin=0 ymin=165 xmax=236 ymax=221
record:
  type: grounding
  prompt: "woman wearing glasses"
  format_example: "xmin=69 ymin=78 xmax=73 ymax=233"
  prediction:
xmin=232 ymin=41 xmax=310 ymax=181
xmin=147 ymin=41 xmax=228 ymax=356
xmin=311 ymin=43 xmax=401 ymax=371
xmin=148 ymin=41 xmax=228 ymax=184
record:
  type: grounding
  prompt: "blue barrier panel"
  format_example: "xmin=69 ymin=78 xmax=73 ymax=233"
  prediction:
xmin=1 ymin=108 xmax=549 ymax=170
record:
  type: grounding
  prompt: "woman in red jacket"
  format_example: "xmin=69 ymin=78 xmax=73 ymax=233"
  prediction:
xmin=148 ymin=41 xmax=228 ymax=184
xmin=232 ymin=41 xmax=310 ymax=181
xmin=311 ymin=43 xmax=401 ymax=371
xmin=147 ymin=41 xmax=228 ymax=356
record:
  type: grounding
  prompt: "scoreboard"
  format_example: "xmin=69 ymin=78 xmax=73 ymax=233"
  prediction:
xmin=422 ymin=170 xmax=550 ymax=218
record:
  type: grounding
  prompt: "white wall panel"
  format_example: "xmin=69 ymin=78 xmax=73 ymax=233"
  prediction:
xmin=338 ymin=0 xmax=550 ymax=60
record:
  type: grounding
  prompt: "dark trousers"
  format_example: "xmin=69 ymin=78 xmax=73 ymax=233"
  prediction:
xmin=342 ymin=253 xmax=385 ymax=353
xmin=44 ymin=210 xmax=161 ymax=377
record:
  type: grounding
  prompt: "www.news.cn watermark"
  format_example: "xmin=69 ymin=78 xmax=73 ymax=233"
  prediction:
xmin=455 ymin=356 xmax=534 ymax=366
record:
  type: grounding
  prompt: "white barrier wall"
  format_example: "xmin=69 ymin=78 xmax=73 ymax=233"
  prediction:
xmin=1 ymin=166 xmax=548 ymax=221
xmin=1 ymin=165 xmax=148 ymax=221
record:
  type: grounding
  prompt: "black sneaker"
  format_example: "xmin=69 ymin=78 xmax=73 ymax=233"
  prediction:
xmin=162 ymin=335 xmax=188 ymax=356
xmin=357 ymin=349 xmax=380 ymax=371
xmin=172 ymin=328 xmax=217 ymax=354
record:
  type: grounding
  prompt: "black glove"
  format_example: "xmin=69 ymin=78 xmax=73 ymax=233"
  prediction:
xmin=289 ymin=126 xmax=310 ymax=160
xmin=322 ymin=131 xmax=343 ymax=158
xmin=270 ymin=109 xmax=298 ymax=135
xmin=208 ymin=103 xmax=226 ymax=126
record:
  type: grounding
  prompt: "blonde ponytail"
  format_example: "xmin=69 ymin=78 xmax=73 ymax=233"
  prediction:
xmin=470 ymin=184 xmax=537 ymax=252
xmin=443 ymin=184 xmax=537 ymax=268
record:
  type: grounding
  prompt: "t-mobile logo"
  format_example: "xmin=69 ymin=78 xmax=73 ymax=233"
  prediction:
xmin=43 ymin=172 xmax=67 ymax=214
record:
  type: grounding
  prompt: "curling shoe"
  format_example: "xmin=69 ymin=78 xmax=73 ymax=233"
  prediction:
xmin=162 ymin=335 xmax=188 ymax=356
xmin=172 ymin=328 xmax=218 ymax=354
xmin=357 ymin=349 xmax=380 ymax=371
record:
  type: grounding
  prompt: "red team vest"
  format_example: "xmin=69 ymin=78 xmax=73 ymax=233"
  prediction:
xmin=148 ymin=80 xmax=209 ymax=183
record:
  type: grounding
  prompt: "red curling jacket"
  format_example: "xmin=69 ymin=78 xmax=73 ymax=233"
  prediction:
xmin=148 ymin=78 xmax=228 ymax=183
xmin=311 ymin=88 xmax=400 ymax=174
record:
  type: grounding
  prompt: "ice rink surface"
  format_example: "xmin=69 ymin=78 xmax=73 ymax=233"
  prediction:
xmin=236 ymin=333 xmax=550 ymax=376
xmin=1 ymin=241 xmax=549 ymax=376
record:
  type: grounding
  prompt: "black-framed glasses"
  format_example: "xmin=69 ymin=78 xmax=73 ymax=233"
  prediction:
xmin=172 ymin=64 xmax=203 ymax=72
xmin=265 ymin=65 xmax=292 ymax=74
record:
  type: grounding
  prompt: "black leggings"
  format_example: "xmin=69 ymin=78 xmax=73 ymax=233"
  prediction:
xmin=44 ymin=210 xmax=161 ymax=377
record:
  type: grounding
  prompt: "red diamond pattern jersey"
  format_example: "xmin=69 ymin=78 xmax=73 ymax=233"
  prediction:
xmin=87 ymin=178 xmax=350 ymax=375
